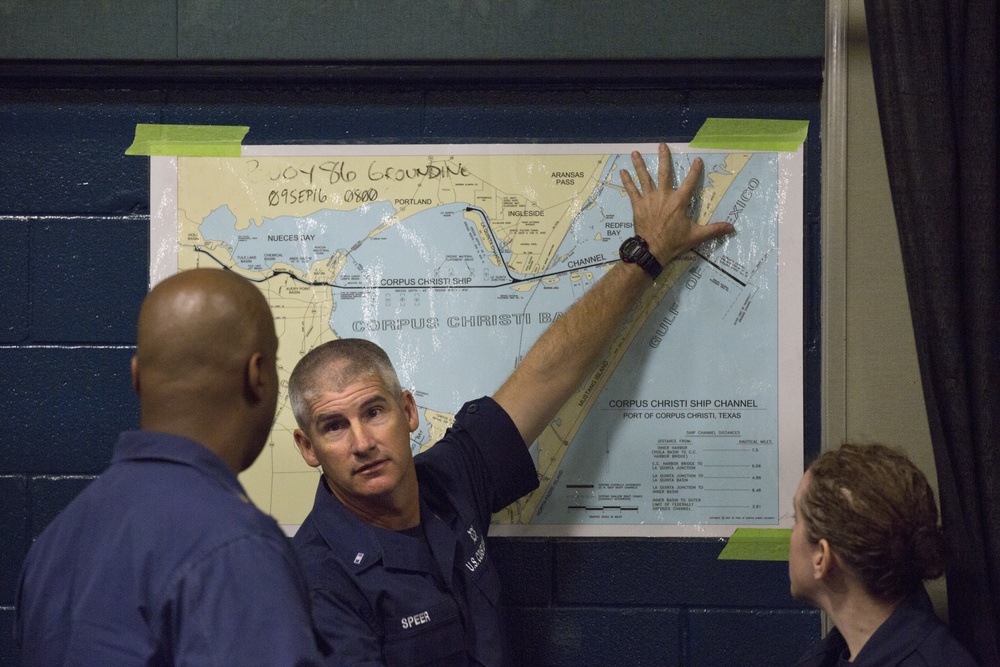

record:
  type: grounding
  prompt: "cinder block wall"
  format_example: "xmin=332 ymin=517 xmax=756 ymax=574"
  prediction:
xmin=0 ymin=69 xmax=822 ymax=666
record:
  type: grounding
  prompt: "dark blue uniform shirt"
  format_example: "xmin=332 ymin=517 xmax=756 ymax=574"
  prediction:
xmin=14 ymin=431 xmax=328 ymax=667
xmin=794 ymin=588 xmax=978 ymax=667
xmin=293 ymin=397 xmax=539 ymax=667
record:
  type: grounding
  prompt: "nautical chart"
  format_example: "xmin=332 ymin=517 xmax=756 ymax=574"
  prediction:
xmin=149 ymin=142 xmax=803 ymax=536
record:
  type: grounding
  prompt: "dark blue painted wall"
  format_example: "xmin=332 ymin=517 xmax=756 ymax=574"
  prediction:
xmin=0 ymin=1 xmax=824 ymax=61
xmin=0 ymin=63 xmax=823 ymax=666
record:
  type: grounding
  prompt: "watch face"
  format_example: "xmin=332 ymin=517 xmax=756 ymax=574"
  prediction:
xmin=620 ymin=236 xmax=644 ymax=261
xmin=619 ymin=235 xmax=662 ymax=278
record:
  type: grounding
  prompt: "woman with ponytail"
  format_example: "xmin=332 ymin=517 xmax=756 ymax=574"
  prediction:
xmin=790 ymin=443 xmax=977 ymax=666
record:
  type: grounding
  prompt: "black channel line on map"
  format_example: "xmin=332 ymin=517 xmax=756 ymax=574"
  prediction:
xmin=192 ymin=205 xmax=745 ymax=293
xmin=191 ymin=205 xmax=617 ymax=290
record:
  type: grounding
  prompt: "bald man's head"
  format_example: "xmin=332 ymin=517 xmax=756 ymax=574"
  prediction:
xmin=132 ymin=269 xmax=279 ymax=472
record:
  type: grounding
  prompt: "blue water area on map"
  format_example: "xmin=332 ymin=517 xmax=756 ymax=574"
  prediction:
xmin=336 ymin=202 xmax=513 ymax=287
xmin=199 ymin=202 xmax=398 ymax=274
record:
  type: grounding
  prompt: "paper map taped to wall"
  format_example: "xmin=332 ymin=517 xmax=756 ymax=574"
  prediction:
xmin=150 ymin=143 xmax=803 ymax=536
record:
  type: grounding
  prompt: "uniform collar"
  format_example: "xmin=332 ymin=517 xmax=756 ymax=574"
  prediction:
xmin=113 ymin=430 xmax=247 ymax=499
xmin=849 ymin=589 xmax=942 ymax=666
xmin=309 ymin=476 xmax=458 ymax=580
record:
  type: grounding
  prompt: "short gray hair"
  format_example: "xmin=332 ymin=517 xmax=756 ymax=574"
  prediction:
xmin=288 ymin=338 xmax=403 ymax=432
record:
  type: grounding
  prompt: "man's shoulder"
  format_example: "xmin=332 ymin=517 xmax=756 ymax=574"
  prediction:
xmin=291 ymin=511 xmax=326 ymax=553
xmin=139 ymin=460 xmax=278 ymax=537
xmin=291 ymin=507 xmax=360 ymax=582
xmin=36 ymin=455 xmax=281 ymax=566
xmin=413 ymin=397 xmax=513 ymax=471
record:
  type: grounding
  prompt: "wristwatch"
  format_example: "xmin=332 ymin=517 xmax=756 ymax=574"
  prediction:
xmin=619 ymin=235 xmax=663 ymax=279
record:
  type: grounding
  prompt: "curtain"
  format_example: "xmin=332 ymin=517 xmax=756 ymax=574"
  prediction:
xmin=864 ymin=0 xmax=999 ymax=663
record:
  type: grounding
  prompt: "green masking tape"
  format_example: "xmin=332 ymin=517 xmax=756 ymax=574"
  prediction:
xmin=125 ymin=124 xmax=249 ymax=157
xmin=689 ymin=118 xmax=809 ymax=152
xmin=717 ymin=528 xmax=792 ymax=561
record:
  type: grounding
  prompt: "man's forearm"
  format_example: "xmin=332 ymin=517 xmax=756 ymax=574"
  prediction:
xmin=493 ymin=260 xmax=652 ymax=444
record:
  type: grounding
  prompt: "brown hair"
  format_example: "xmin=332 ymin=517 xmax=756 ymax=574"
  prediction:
xmin=799 ymin=443 xmax=946 ymax=601
xmin=288 ymin=338 xmax=403 ymax=432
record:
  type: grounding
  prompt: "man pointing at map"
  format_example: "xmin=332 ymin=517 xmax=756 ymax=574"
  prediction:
xmin=288 ymin=143 xmax=735 ymax=666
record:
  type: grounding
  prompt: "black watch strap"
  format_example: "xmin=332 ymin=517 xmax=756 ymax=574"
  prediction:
xmin=619 ymin=235 xmax=663 ymax=279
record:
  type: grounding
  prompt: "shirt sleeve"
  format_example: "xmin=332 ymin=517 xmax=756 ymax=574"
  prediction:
xmin=417 ymin=397 xmax=539 ymax=526
xmin=166 ymin=533 xmax=328 ymax=667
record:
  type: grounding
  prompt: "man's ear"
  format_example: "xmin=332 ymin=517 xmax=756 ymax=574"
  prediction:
xmin=401 ymin=390 xmax=420 ymax=433
xmin=246 ymin=351 xmax=266 ymax=402
xmin=813 ymin=538 xmax=834 ymax=580
xmin=130 ymin=356 xmax=140 ymax=395
xmin=294 ymin=429 xmax=321 ymax=468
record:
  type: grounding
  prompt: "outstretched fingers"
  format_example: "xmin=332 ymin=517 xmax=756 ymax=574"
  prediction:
xmin=621 ymin=145 xmax=664 ymax=204
xmin=675 ymin=156 xmax=703 ymax=202
xmin=657 ymin=142 xmax=672 ymax=191
xmin=691 ymin=221 xmax=737 ymax=248
xmin=631 ymin=149 xmax=655 ymax=194
xmin=622 ymin=142 xmax=736 ymax=261
xmin=620 ymin=168 xmax=639 ymax=202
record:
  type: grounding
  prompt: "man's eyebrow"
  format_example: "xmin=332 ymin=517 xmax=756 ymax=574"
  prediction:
xmin=312 ymin=394 xmax=390 ymax=426
xmin=312 ymin=411 xmax=344 ymax=429
xmin=359 ymin=394 xmax=390 ymax=411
